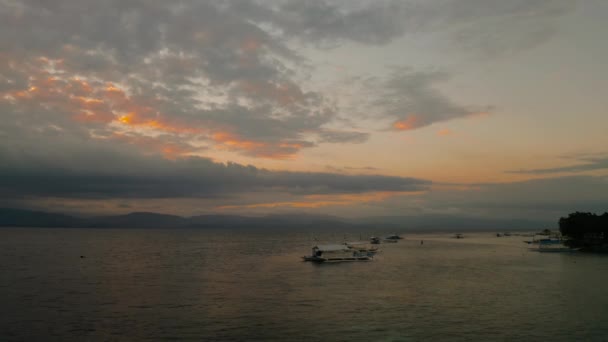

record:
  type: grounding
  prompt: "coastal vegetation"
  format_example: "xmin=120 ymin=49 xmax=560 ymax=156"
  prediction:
xmin=559 ymin=212 xmax=608 ymax=252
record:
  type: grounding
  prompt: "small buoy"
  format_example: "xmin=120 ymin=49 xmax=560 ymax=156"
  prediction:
xmin=80 ymin=255 xmax=85 ymax=258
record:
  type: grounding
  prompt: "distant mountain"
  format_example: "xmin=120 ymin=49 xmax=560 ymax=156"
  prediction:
xmin=0 ymin=208 xmax=86 ymax=228
xmin=89 ymin=212 xmax=187 ymax=228
xmin=0 ymin=208 xmax=351 ymax=230
xmin=0 ymin=208 xmax=552 ymax=231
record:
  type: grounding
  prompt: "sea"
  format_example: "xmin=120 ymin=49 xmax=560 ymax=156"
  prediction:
xmin=1 ymin=227 xmax=607 ymax=341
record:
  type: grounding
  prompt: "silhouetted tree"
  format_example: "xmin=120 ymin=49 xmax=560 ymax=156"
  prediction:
xmin=559 ymin=212 xmax=608 ymax=250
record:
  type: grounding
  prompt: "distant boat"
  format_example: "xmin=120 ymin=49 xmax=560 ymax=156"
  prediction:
xmin=302 ymin=244 xmax=374 ymax=263
xmin=453 ymin=233 xmax=464 ymax=239
xmin=384 ymin=234 xmax=403 ymax=240
xmin=369 ymin=235 xmax=401 ymax=244
xmin=523 ymin=234 xmax=562 ymax=245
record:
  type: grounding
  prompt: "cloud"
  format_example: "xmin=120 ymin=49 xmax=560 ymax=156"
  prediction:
xmin=317 ymin=129 xmax=369 ymax=144
xmin=375 ymin=68 xmax=492 ymax=131
xmin=437 ymin=129 xmax=453 ymax=137
xmin=235 ymin=0 xmax=576 ymax=54
xmin=235 ymin=0 xmax=577 ymax=55
xmin=0 ymin=132 xmax=431 ymax=201
xmin=0 ymin=0 xmax=578 ymax=162
xmin=507 ymin=154 xmax=608 ymax=175
xmin=266 ymin=0 xmax=410 ymax=45
xmin=375 ymin=176 xmax=608 ymax=220
xmin=434 ymin=0 xmax=578 ymax=57
xmin=0 ymin=0 xmax=348 ymax=160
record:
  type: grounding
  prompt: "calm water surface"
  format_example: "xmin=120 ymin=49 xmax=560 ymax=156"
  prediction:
xmin=1 ymin=228 xmax=607 ymax=341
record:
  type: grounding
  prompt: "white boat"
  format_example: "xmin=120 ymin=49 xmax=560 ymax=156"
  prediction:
xmin=302 ymin=244 xmax=374 ymax=263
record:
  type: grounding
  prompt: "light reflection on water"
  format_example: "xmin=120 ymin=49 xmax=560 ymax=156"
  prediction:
xmin=1 ymin=228 xmax=607 ymax=341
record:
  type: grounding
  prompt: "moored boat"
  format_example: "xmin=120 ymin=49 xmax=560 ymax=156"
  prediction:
xmin=533 ymin=240 xmax=579 ymax=253
xmin=302 ymin=244 xmax=374 ymax=263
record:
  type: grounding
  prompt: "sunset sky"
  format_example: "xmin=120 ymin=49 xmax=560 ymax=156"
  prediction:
xmin=1 ymin=0 xmax=607 ymax=219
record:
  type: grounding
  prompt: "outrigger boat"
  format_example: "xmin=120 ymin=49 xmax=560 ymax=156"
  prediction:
xmin=302 ymin=244 xmax=376 ymax=263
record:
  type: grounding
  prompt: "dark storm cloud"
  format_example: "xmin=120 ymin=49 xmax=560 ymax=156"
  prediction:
xmin=0 ymin=118 xmax=427 ymax=201
xmin=0 ymin=142 xmax=430 ymax=200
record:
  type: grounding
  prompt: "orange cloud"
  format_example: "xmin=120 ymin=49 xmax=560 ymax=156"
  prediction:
xmin=116 ymin=112 xmax=203 ymax=135
xmin=437 ymin=128 xmax=453 ymax=137
xmin=215 ymin=191 xmax=422 ymax=210
xmin=110 ymin=133 xmax=203 ymax=159
xmin=1 ymin=54 xmax=312 ymax=160
xmin=393 ymin=115 xmax=421 ymax=131
xmin=212 ymin=131 xmax=304 ymax=159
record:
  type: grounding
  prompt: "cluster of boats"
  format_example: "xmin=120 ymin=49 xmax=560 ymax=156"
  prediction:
xmin=524 ymin=235 xmax=579 ymax=253
xmin=302 ymin=234 xmax=402 ymax=263
xmin=302 ymin=231 xmax=580 ymax=263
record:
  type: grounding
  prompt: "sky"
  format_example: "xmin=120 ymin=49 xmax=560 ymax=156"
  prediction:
xmin=1 ymin=0 xmax=607 ymax=220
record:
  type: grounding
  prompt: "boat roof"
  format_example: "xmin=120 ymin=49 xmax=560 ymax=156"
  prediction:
xmin=314 ymin=244 xmax=350 ymax=251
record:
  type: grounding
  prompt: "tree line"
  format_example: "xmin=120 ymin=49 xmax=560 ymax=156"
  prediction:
xmin=559 ymin=212 xmax=608 ymax=250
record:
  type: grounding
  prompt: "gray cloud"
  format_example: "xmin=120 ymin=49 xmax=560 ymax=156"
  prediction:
xmin=431 ymin=0 xmax=577 ymax=57
xmin=507 ymin=154 xmax=608 ymax=175
xmin=0 ymin=0 xmax=341 ymax=159
xmin=317 ymin=129 xmax=369 ymax=144
xmin=0 ymin=148 xmax=430 ymax=201
xmin=0 ymin=121 xmax=429 ymax=201
xmin=374 ymin=176 xmax=608 ymax=220
xmin=269 ymin=0 xmax=409 ymax=45
xmin=0 ymin=0 xmax=578 ymax=160
xmin=235 ymin=0 xmax=576 ymax=54
xmin=373 ymin=68 xmax=492 ymax=130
